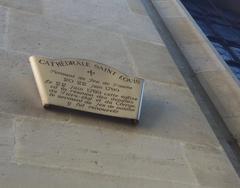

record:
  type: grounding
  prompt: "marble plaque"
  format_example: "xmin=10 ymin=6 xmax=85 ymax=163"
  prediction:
xmin=29 ymin=56 xmax=144 ymax=120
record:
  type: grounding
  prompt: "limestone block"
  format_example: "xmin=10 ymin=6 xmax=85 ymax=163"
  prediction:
xmin=127 ymin=0 xmax=147 ymax=15
xmin=0 ymin=49 xmax=69 ymax=121
xmin=0 ymin=0 xmax=42 ymax=14
xmin=152 ymin=0 xmax=187 ymax=18
xmin=41 ymin=0 xmax=163 ymax=44
xmin=179 ymin=42 xmax=225 ymax=73
xmin=0 ymin=163 xmax=198 ymax=188
xmin=0 ymin=6 xmax=8 ymax=49
xmin=9 ymin=8 xmax=162 ymax=51
xmin=42 ymin=0 xmax=130 ymax=25
xmin=183 ymin=143 xmax=240 ymax=188
xmin=15 ymin=117 xmax=197 ymax=184
xmin=137 ymin=81 xmax=219 ymax=145
xmin=0 ymin=113 xmax=14 ymax=163
xmin=70 ymin=81 xmax=219 ymax=146
xmin=197 ymin=70 xmax=240 ymax=118
xmin=125 ymin=37 xmax=187 ymax=87
xmin=7 ymin=12 xmax=133 ymax=74
xmin=98 ymin=14 xmax=164 ymax=45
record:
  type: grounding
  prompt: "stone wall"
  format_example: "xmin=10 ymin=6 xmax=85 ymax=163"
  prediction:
xmin=0 ymin=0 xmax=239 ymax=187
xmin=152 ymin=0 xmax=240 ymax=144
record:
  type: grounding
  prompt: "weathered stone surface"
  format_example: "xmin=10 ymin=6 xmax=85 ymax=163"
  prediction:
xmin=71 ymin=81 xmax=219 ymax=146
xmin=6 ymin=10 xmax=133 ymax=74
xmin=197 ymin=70 xmax=240 ymax=118
xmin=127 ymin=0 xmax=147 ymax=15
xmin=0 ymin=0 xmax=239 ymax=187
xmin=41 ymin=0 xmax=162 ymax=44
xmin=0 ymin=49 xmax=69 ymax=121
xmin=125 ymin=37 xmax=187 ymax=87
xmin=0 ymin=6 xmax=7 ymax=49
xmin=0 ymin=163 xmax=199 ymax=188
xmin=164 ymin=17 xmax=204 ymax=45
xmin=41 ymin=0 xmax=130 ymax=25
xmin=138 ymin=81 xmax=219 ymax=145
xmin=152 ymin=0 xmax=240 ymax=152
xmin=0 ymin=113 xmax=14 ymax=163
xmin=98 ymin=15 xmax=163 ymax=45
xmin=179 ymin=42 xmax=225 ymax=73
xmin=183 ymin=143 xmax=240 ymax=188
xmin=15 ymin=117 xmax=197 ymax=184
xmin=0 ymin=0 xmax=42 ymax=14
xmin=152 ymin=0 xmax=187 ymax=18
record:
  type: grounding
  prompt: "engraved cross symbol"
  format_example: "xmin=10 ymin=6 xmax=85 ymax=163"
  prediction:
xmin=87 ymin=70 xmax=95 ymax=76
xmin=44 ymin=80 xmax=52 ymax=84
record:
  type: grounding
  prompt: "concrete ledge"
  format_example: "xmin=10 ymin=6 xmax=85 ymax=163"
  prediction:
xmin=151 ymin=0 xmax=240 ymax=142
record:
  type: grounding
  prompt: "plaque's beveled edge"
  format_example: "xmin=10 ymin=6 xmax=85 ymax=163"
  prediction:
xmin=136 ymin=79 xmax=145 ymax=120
xmin=29 ymin=56 xmax=50 ymax=106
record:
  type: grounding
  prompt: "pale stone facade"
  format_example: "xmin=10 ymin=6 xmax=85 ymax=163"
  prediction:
xmin=152 ymin=0 xmax=240 ymax=145
xmin=0 ymin=0 xmax=239 ymax=187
